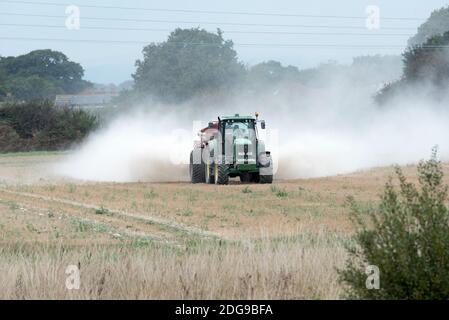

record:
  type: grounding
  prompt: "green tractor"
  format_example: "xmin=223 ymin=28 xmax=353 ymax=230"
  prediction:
xmin=189 ymin=112 xmax=273 ymax=185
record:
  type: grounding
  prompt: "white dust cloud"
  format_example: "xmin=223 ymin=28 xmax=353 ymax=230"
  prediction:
xmin=56 ymin=108 xmax=193 ymax=182
xmin=56 ymin=64 xmax=449 ymax=182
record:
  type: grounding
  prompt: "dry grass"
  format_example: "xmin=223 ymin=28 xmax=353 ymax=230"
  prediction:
xmin=1 ymin=152 xmax=448 ymax=299
xmin=0 ymin=236 xmax=346 ymax=299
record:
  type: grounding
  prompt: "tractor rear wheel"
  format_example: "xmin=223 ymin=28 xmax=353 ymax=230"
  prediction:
xmin=214 ymin=160 xmax=229 ymax=185
xmin=190 ymin=150 xmax=205 ymax=183
xmin=259 ymin=174 xmax=273 ymax=184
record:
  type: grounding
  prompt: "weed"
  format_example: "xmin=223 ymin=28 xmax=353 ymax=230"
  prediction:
xmin=7 ymin=201 xmax=19 ymax=210
xmin=143 ymin=189 xmax=158 ymax=199
xmin=25 ymin=222 xmax=38 ymax=233
xmin=67 ymin=183 xmax=76 ymax=193
xmin=276 ymin=189 xmax=288 ymax=198
xmin=205 ymin=213 xmax=217 ymax=219
xmin=95 ymin=206 xmax=110 ymax=215
xmin=177 ymin=209 xmax=193 ymax=217
xmin=187 ymin=190 xmax=199 ymax=202
xmin=242 ymin=186 xmax=252 ymax=194
xmin=74 ymin=220 xmax=90 ymax=233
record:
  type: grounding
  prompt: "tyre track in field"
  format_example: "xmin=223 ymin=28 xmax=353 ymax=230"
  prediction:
xmin=0 ymin=189 xmax=175 ymax=244
xmin=0 ymin=188 xmax=227 ymax=242
xmin=0 ymin=199 xmax=167 ymax=245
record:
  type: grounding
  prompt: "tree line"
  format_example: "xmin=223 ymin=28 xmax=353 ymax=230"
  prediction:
xmin=127 ymin=24 xmax=449 ymax=105
xmin=0 ymin=50 xmax=95 ymax=152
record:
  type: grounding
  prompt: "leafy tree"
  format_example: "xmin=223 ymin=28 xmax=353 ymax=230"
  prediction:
xmin=246 ymin=60 xmax=300 ymax=90
xmin=248 ymin=60 xmax=300 ymax=83
xmin=0 ymin=65 xmax=6 ymax=98
xmin=132 ymin=28 xmax=245 ymax=103
xmin=296 ymin=61 xmax=347 ymax=87
xmin=408 ymin=7 xmax=449 ymax=47
xmin=403 ymin=32 xmax=449 ymax=87
xmin=0 ymin=50 xmax=91 ymax=101
xmin=5 ymin=75 xmax=64 ymax=101
xmin=375 ymin=32 xmax=449 ymax=104
xmin=339 ymin=149 xmax=449 ymax=299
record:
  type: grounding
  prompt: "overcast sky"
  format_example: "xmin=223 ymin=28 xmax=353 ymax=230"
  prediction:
xmin=0 ymin=0 xmax=448 ymax=84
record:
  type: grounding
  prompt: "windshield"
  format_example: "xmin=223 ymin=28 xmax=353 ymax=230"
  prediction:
xmin=222 ymin=120 xmax=257 ymax=162
xmin=223 ymin=120 xmax=255 ymax=139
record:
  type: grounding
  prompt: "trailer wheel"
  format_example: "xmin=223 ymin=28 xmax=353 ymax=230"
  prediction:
xmin=258 ymin=151 xmax=273 ymax=184
xmin=259 ymin=174 xmax=273 ymax=184
xmin=190 ymin=150 xmax=205 ymax=183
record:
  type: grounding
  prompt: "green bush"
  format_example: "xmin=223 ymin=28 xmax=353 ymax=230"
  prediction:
xmin=0 ymin=99 xmax=98 ymax=152
xmin=339 ymin=148 xmax=449 ymax=299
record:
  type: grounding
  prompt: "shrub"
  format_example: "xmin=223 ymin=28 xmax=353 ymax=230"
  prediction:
xmin=373 ymin=80 xmax=404 ymax=105
xmin=0 ymin=99 xmax=98 ymax=152
xmin=339 ymin=148 xmax=449 ymax=299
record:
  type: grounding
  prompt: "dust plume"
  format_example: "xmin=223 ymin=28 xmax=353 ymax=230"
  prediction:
xmin=56 ymin=61 xmax=449 ymax=182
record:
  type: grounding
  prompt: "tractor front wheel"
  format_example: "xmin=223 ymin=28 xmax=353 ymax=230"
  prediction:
xmin=240 ymin=173 xmax=251 ymax=183
xmin=214 ymin=161 xmax=229 ymax=185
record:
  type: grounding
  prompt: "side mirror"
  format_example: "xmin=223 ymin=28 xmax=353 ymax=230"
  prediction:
xmin=208 ymin=122 xmax=214 ymax=128
xmin=261 ymin=121 xmax=266 ymax=129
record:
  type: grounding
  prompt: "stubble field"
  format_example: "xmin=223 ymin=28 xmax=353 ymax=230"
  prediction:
xmin=1 ymin=152 xmax=445 ymax=299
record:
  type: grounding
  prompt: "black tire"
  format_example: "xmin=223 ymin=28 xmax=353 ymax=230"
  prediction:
xmin=214 ymin=159 xmax=229 ymax=185
xmin=190 ymin=150 xmax=205 ymax=183
xmin=250 ymin=173 xmax=260 ymax=183
xmin=259 ymin=174 xmax=273 ymax=184
xmin=240 ymin=173 xmax=251 ymax=183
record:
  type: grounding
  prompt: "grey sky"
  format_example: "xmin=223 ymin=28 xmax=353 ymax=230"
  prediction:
xmin=0 ymin=0 xmax=448 ymax=84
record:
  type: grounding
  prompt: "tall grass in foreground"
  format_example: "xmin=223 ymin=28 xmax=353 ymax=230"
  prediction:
xmin=0 ymin=235 xmax=346 ymax=299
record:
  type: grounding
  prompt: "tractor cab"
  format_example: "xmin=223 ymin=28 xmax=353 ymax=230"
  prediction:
xmin=219 ymin=115 xmax=258 ymax=167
